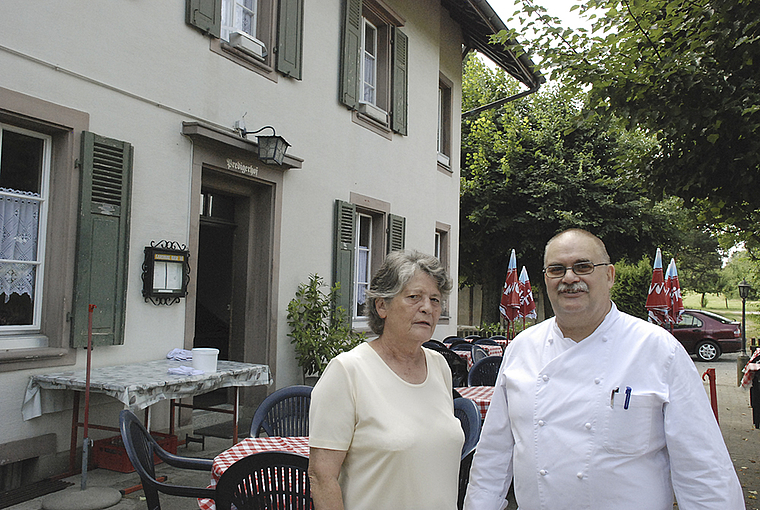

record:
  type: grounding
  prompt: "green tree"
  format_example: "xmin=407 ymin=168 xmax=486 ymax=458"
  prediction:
xmin=610 ymin=257 xmax=652 ymax=320
xmin=501 ymin=0 xmax=760 ymax=242
xmin=460 ymin=57 xmax=678 ymax=324
xmin=721 ymin=251 xmax=760 ymax=300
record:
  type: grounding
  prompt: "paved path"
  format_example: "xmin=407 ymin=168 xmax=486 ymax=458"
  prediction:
xmin=695 ymin=352 xmax=760 ymax=509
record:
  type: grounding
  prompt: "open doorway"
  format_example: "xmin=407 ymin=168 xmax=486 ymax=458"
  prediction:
xmin=194 ymin=189 xmax=237 ymax=407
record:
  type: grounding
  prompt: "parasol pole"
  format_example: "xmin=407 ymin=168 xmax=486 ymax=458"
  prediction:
xmin=81 ymin=304 xmax=96 ymax=491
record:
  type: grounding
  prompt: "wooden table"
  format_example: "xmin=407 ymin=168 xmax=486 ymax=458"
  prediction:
xmin=456 ymin=386 xmax=495 ymax=421
xmin=198 ymin=436 xmax=310 ymax=510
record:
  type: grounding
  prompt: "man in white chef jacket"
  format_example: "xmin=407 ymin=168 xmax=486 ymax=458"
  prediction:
xmin=464 ymin=228 xmax=744 ymax=510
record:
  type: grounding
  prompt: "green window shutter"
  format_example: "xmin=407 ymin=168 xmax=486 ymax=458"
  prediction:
xmin=72 ymin=132 xmax=133 ymax=347
xmin=391 ymin=27 xmax=408 ymax=135
xmin=339 ymin=0 xmax=362 ymax=109
xmin=387 ymin=214 xmax=405 ymax=253
xmin=277 ymin=0 xmax=304 ymax=79
xmin=186 ymin=0 xmax=221 ymax=38
xmin=333 ymin=200 xmax=356 ymax=320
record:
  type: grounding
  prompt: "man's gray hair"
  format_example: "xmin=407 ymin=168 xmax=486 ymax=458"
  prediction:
xmin=544 ymin=228 xmax=611 ymax=266
xmin=365 ymin=250 xmax=452 ymax=335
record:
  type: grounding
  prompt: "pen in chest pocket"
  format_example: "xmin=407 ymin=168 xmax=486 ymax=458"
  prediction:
xmin=624 ymin=386 xmax=632 ymax=409
xmin=610 ymin=387 xmax=619 ymax=407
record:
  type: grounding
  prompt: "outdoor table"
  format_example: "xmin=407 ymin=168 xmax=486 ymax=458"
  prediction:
xmin=456 ymin=386 xmax=495 ymax=421
xmin=198 ymin=436 xmax=310 ymax=510
xmin=489 ymin=338 xmax=509 ymax=351
xmin=22 ymin=359 xmax=271 ymax=473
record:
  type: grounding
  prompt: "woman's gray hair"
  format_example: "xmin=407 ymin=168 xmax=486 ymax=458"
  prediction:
xmin=365 ymin=250 xmax=453 ymax=335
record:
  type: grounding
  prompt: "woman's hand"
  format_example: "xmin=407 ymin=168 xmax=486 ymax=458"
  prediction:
xmin=308 ymin=447 xmax=348 ymax=510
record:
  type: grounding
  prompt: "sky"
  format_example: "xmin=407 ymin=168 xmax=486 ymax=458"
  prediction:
xmin=487 ymin=0 xmax=592 ymax=30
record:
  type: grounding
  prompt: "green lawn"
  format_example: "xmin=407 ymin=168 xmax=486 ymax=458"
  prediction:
xmin=681 ymin=291 xmax=760 ymax=342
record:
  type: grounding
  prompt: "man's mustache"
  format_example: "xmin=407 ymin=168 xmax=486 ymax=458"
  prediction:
xmin=557 ymin=281 xmax=589 ymax=294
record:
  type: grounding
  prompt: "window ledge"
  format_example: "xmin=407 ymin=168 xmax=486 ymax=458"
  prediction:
xmin=0 ymin=347 xmax=75 ymax=372
xmin=352 ymin=111 xmax=393 ymax=140
xmin=210 ymin=39 xmax=277 ymax=83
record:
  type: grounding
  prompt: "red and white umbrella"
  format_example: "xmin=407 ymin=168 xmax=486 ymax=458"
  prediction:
xmin=645 ymin=248 xmax=670 ymax=325
xmin=665 ymin=258 xmax=685 ymax=325
xmin=518 ymin=266 xmax=537 ymax=322
xmin=499 ymin=249 xmax=520 ymax=336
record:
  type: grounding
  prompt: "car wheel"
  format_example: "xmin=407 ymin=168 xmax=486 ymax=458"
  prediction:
xmin=696 ymin=340 xmax=721 ymax=362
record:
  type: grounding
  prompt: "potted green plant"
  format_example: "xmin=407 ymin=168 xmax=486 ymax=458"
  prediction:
xmin=287 ymin=274 xmax=365 ymax=384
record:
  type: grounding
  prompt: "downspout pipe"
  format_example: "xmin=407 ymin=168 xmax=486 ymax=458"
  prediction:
xmin=462 ymin=83 xmax=540 ymax=118
xmin=461 ymin=0 xmax=544 ymax=117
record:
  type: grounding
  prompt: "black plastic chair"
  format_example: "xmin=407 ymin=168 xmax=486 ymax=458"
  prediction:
xmin=454 ymin=397 xmax=482 ymax=457
xmin=448 ymin=338 xmax=470 ymax=348
xmin=465 ymin=334 xmax=482 ymax=340
xmin=423 ymin=339 xmax=447 ymax=349
xmin=457 ymin=448 xmax=476 ymax=510
xmin=215 ymin=451 xmax=312 ymax=510
xmin=468 ymin=356 xmax=503 ymax=386
xmin=474 ymin=338 xmax=504 ymax=355
xmin=451 ymin=343 xmax=488 ymax=364
xmin=119 ymin=409 xmax=214 ymax=510
xmin=426 ymin=343 xmax=469 ymax=387
xmin=250 ymin=385 xmax=312 ymax=438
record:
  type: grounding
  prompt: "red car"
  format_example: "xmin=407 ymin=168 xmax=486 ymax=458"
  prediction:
xmin=669 ymin=309 xmax=742 ymax=362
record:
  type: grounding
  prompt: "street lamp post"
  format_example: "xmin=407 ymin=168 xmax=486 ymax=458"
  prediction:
xmin=737 ymin=279 xmax=751 ymax=386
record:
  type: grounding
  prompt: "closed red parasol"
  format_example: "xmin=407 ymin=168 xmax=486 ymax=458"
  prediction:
xmin=499 ymin=249 xmax=520 ymax=337
xmin=645 ymin=248 xmax=670 ymax=325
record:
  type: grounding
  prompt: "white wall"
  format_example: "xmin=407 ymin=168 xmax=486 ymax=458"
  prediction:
xmin=0 ymin=0 xmax=464 ymax=457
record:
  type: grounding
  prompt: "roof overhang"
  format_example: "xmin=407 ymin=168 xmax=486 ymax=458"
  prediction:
xmin=442 ymin=0 xmax=545 ymax=90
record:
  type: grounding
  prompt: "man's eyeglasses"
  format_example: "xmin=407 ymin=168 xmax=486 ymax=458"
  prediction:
xmin=543 ymin=262 xmax=610 ymax=279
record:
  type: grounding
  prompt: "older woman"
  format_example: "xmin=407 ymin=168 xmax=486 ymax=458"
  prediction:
xmin=308 ymin=250 xmax=464 ymax=510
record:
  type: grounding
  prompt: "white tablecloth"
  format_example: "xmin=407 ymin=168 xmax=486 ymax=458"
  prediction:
xmin=22 ymin=359 xmax=271 ymax=420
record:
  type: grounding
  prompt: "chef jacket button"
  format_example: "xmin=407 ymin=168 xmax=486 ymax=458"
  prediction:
xmin=594 ymin=378 xmax=601 ymax=384
xmin=577 ymin=472 xmax=584 ymax=479
xmin=542 ymin=374 xmax=549 ymax=382
xmin=538 ymin=420 xmax=545 ymax=427
xmin=539 ymin=469 xmax=547 ymax=476
xmin=602 ymin=337 xmax=608 ymax=342
xmin=584 ymin=422 xmax=592 ymax=430
xmin=548 ymin=338 xmax=554 ymax=344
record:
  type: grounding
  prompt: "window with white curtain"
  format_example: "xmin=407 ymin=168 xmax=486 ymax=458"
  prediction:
xmin=361 ymin=18 xmax=378 ymax=105
xmin=354 ymin=213 xmax=372 ymax=318
xmin=0 ymin=125 xmax=50 ymax=329
xmin=221 ymin=0 xmax=259 ymax=41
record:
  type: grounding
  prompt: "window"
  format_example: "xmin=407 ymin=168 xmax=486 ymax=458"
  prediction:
xmin=222 ymin=0 xmax=258 ymax=40
xmin=361 ymin=19 xmax=378 ymax=106
xmin=186 ymin=0 xmax=303 ymax=79
xmin=0 ymin=87 xmax=86 ymax=368
xmin=354 ymin=214 xmax=372 ymax=318
xmin=435 ymin=222 xmax=450 ymax=318
xmin=0 ymin=126 xmax=50 ymax=330
xmin=333 ymin=197 xmax=405 ymax=327
xmin=339 ymin=0 xmax=407 ymax=135
xmin=437 ymin=78 xmax=452 ymax=168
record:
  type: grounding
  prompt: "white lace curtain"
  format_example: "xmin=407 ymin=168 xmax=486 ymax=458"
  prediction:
xmin=0 ymin=188 xmax=40 ymax=302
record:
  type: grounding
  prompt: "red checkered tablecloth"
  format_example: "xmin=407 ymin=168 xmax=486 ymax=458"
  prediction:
xmin=456 ymin=386 xmax=495 ymax=421
xmin=453 ymin=344 xmax=503 ymax=368
xmin=198 ymin=436 xmax=310 ymax=510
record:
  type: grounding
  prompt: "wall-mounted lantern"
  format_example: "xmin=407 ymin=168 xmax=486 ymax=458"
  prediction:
xmin=235 ymin=117 xmax=290 ymax=165
xmin=141 ymin=241 xmax=190 ymax=305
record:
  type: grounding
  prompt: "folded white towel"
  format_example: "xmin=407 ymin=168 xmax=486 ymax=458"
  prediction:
xmin=168 ymin=366 xmax=204 ymax=376
xmin=166 ymin=348 xmax=193 ymax=361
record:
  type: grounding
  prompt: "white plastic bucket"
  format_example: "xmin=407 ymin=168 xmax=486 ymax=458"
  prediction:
xmin=192 ymin=348 xmax=219 ymax=373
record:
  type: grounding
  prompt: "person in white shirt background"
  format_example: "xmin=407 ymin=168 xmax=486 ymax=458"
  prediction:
xmin=464 ymin=228 xmax=744 ymax=510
